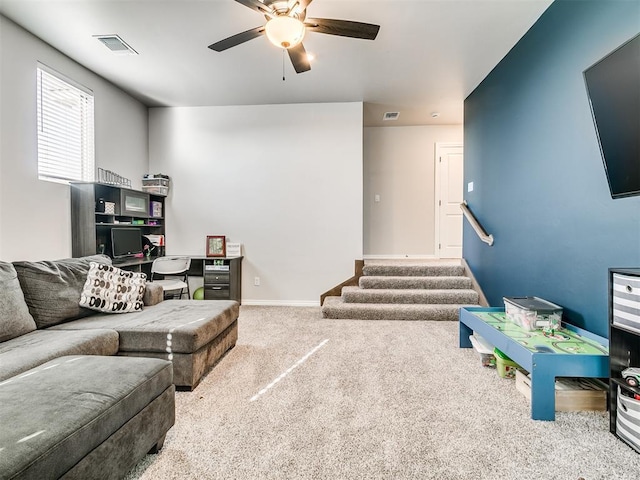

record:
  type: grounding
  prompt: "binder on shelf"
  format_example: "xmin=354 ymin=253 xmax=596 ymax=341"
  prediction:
xmin=150 ymin=201 xmax=163 ymax=218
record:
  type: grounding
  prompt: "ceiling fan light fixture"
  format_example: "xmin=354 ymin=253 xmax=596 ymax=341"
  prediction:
xmin=265 ymin=16 xmax=305 ymax=49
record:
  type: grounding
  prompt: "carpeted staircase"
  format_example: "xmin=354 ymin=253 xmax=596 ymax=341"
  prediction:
xmin=321 ymin=260 xmax=480 ymax=320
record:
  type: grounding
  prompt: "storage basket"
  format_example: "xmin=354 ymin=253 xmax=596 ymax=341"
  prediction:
xmin=612 ymin=273 xmax=640 ymax=334
xmin=142 ymin=175 xmax=170 ymax=196
xmin=469 ymin=334 xmax=496 ymax=367
xmin=616 ymin=386 xmax=640 ymax=452
xmin=494 ymin=348 xmax=519 ymax=379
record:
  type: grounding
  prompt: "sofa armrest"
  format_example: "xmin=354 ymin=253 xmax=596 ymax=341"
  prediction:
xmin=144 ymin=282 xmax=164 ymax=306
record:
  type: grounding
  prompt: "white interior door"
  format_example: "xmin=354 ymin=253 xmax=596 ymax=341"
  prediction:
xmin=436 ymin=144 xmax=464 ymax=258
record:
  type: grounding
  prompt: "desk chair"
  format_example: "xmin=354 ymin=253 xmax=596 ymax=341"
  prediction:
xmin=150 ymin=256 xmax=191 ymax=299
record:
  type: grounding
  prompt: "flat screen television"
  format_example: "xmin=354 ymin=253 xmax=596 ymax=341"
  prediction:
xmin=111 ymin=227 xmax=143 ymax=258
xmin=583 ymin=33 xmax=640 ymax=199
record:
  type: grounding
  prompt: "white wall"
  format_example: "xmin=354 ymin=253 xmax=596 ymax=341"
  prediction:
xmin=363 ymin=125 xmax=463 ymax=257
xmin=0 ymin=16 xmax=149 ymax=261
xmin=149 ymin=103 xmax=363 ymax=305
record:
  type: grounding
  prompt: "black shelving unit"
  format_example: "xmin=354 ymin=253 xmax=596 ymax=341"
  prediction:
xmin=609 ymin=267 xmax=640 ymax=453
xmin=70 ymin=182 xmax=166 ymax=258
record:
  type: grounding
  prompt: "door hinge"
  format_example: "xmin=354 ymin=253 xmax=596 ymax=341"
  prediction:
xmin=439 ymin=243 xmax=441 ymax=250
xmin=439 ymin=200 xmax=441 ymax=206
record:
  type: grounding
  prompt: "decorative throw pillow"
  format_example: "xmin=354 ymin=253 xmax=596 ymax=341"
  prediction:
xmin=13 ymin=254 xmax=112 ymax=328
xmin=79 ymin=262 xmax=146 ymax=314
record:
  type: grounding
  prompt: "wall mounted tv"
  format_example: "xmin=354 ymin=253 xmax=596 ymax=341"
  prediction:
xmin=583 ymin=33 xmax=640 ymax=199
xmin=111 ymin=227 xmax=143 ymax=258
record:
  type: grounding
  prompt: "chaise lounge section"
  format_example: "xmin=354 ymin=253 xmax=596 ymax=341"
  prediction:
xmin=0 ymin=253 xmax=239 ymax=478
xmin=8 ymin=254 xmax=239 ymax=389
xmin=50 ymin=299 xmax=239 ymax=389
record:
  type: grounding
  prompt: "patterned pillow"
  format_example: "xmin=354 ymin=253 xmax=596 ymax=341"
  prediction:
xmin=79 ymin=262 xmax=146 ymax=314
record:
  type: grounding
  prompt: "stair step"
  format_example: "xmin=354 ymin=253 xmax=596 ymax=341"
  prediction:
xmin=341 ymin=286 xmax=479 ymax=305
xmin=359 ymin=275 xmax=472 ymax=290
xmin=321 ymin=296 xmax=464 ymax=321
xmin=362 ymin=264 xmax=465 ymax=277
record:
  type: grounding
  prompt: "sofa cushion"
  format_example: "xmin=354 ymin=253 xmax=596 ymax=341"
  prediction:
xmin=0 ymin=261 xmax=37 ymax=342
xmin=79 ymin=262 xmax=146 ymax=314
xmin=143 ymin=281 xmax=164 ymax=306
xmin=0 ymin=328 xmax=119 ymax=382
xmin=13 ymin=254 xmax=111 ymax=328
xmin=51 ymin=299 xmax=239 ymax=354
xmin=0 ymin=355 xmax=173 ymax=480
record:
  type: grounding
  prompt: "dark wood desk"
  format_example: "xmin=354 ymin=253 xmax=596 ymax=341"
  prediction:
xmin=115 ymin=255 xmax=242 ymax=303
xmin=187 ymin=256 xmax=242 ymax=303
xmin=112 ymin=256 xmax=157 ymax=272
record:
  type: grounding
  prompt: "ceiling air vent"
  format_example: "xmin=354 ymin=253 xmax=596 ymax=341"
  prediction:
xmin=94 ymin=35 xmax=138 ymax=55
xmin=383 ymin=112 xmax=400 ymax=121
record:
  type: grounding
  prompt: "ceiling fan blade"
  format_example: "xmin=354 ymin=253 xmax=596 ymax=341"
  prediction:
xmin=234 ymin=0 xmax=275 ymax=17
xmin=287 ymin=43 xmax=311 ymax=74
xmin=305 ymin=18 xmax=380 ymax=40
xmin=208 ymin=26 xmax=266 ymax=52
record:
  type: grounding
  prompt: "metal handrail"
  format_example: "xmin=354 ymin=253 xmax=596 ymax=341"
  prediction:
xmin=460 ymin=201 xmax=494 ymax=246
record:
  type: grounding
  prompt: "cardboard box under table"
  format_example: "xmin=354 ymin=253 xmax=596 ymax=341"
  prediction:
xmin=459 ymin=307 xmax=609 ymax=421
xmin=516 ymin=370 xmax=607 ymax=412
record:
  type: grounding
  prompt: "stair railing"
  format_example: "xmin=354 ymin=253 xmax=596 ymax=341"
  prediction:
xmin=460 ymin=201 xmax=494 ymax=246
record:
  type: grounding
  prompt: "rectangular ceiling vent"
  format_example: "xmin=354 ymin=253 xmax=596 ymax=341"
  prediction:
xmin=383 ymin=112 xmax=400 ymax=121
xmin=94 ymin=35 xmax=138 ymax=55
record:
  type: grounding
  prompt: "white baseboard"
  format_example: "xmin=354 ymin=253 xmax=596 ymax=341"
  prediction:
xmin=241 ymin=300 xmax=320 ymax=307
xmin=363 ymin=254 xmax=438 ymax=260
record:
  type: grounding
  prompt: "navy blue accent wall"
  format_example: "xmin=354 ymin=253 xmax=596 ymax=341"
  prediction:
xmin=464 ymin=0 xmax=640 ymax=338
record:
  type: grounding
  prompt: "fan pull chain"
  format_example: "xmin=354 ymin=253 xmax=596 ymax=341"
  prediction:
xmin=282 ymin=49 xmax=286 ymax=81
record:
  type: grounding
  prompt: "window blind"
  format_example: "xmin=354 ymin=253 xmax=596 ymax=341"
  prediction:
xmin=37 ymin=64 xmax=95 ymax=183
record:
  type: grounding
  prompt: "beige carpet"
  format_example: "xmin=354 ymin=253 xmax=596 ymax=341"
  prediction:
xmin=125 ymin=306 xmax=636 ymax=480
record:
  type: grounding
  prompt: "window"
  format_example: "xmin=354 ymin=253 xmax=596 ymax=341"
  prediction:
xmin=37 ymin=64 xmax=95 ymax=183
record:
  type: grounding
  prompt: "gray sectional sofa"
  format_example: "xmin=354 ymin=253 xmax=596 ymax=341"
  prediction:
xmin=0 ymin=254 xmax=240 ymax=480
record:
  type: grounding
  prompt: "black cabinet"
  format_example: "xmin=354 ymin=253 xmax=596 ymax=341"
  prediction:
xmin=609 ymin=268 xmax=640 ymax=452
xmin=203 ymin=257 xmax=242 ymax=303
xmin=70 ymin=182 xmax=165 ymax=258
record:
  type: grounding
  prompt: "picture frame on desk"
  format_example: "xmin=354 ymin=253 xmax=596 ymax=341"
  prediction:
xmin=206 ymin=235 xmax=226 ymax=257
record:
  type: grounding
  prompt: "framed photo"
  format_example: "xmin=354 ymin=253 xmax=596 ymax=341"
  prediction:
xmin=206 ymin=235 xmax=226 ymax=257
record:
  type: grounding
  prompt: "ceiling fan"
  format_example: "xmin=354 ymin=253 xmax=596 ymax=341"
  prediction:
xmin=208 ymin=0 xmax=380 ymax=74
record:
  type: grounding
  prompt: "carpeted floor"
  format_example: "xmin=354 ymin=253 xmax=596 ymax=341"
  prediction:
xmin=125 ymin=306 xmax=637 ymax=480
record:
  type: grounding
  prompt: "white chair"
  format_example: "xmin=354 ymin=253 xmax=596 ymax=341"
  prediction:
xmin=150 ymin=256 xmax=191 ymax=299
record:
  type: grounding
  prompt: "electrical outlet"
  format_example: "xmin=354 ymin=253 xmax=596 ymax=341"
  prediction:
xmin=254 ymin=276 xmax=260 ymax=286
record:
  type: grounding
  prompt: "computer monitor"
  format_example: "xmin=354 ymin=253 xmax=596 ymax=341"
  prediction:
xmin=110 ymin=227 xmax=143 ymax=258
